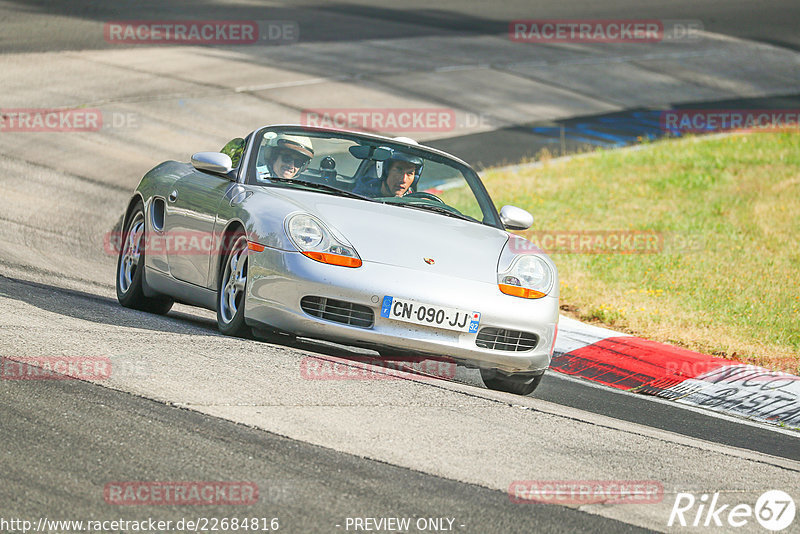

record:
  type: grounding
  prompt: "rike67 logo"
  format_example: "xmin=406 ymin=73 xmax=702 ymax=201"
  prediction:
xmin=669 ymin=490 xmax=795 ymax=531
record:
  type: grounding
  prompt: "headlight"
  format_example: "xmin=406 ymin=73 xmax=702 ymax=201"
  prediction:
xmin=288 ymin=216 xmax=324 ymax=248
xmin=285 ymin=213 xmax=362 ymax=268
xmin=498 ymin=254 xmax=554 ymax=299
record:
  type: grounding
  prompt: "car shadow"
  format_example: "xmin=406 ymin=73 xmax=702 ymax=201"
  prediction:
xmin=278 ymin=333 xmax=463 ymax=384
xmin=0 ymin=274 xmax=465 ymax=384
xmin=0 ymin=274 xmax=220 ymax=336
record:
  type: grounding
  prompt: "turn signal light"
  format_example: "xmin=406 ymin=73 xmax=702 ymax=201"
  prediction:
xmin=498 ymin=283 xmax=546 ymax=299
xmin=247 ymin=242 xmax=266 ymax=252
xmin=302 ymin=251 xmax=362 ymax=268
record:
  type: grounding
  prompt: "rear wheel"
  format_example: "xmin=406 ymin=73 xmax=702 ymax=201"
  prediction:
xmin=116 ymin=201 xmax=173 ymax=314
xmin=217 ymin=232 xmax=251 ymax=337
xmin=481 ymin=369 xmax=544 ymax=396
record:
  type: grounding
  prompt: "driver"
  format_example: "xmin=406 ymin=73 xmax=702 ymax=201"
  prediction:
xmin=258 ymin=134 xmax=315 ymax=179
xmin=353 ymin=150 xmax=423 ymax=197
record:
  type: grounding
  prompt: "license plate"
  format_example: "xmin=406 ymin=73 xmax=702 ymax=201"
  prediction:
xmin=380 ymin=296 xmax=481 ymax=333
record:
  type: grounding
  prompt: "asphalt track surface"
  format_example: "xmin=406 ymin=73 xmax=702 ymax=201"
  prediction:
xmin=2 ymin=1 xmax=800 ymax=533
xmin=4 ymin=274 xmax=799 ymax=460
xmin=2 ymin=274 xmax=798 ymax=533
xmin=3 ymin=0 xmax=800 ymax=53
xmin=1 ymin=374 xmax=646 ymax=534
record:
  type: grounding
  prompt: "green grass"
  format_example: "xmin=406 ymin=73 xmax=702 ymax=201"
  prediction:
xmin=481 ymin=132 xmax=800 ymax=374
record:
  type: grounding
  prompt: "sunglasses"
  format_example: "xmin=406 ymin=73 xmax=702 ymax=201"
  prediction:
xmin=276 ymin=150 xmax=310 ymax=168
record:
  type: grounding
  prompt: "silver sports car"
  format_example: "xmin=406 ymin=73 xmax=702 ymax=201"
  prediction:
xmin=116 ymin=125 xmax=559 ymax=395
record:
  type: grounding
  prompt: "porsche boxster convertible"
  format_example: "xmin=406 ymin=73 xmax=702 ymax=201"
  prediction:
xmin=116 ymin=125 xmax=558 ymax=394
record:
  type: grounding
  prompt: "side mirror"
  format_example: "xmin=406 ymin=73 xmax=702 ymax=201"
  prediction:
xmin=499 ymin=205 xmax=534 ymax=231
xmin=191 ymin=152 xmax=233 ymax=176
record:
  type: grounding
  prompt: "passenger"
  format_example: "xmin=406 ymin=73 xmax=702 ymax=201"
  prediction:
xmin=258 ymin=134 xmax=315 ymax=179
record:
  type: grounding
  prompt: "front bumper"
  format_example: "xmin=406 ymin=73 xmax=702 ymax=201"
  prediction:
xmin=244 ymin=248 xmax=558 ymax=374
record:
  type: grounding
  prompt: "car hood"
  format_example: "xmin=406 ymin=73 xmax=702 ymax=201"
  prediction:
xmin=267 ymin=188 xmax=509 ymax=282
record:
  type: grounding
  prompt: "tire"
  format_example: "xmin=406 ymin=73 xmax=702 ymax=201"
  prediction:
xmin=481 ymin=369 xmax=545 ymax=396
xmin=216 ymin=231 xmax=251 ymax=337
xmin=116 ymin=200 xmax=174 ymax=315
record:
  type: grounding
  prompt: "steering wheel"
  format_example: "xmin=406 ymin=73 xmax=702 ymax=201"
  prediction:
xmin=405 ymin=191 xmax=445 ymax=203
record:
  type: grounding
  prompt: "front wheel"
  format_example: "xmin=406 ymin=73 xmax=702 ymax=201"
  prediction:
xmin=480 ymin=369 xmax=544 ymax=396
xmin=116 ymin=201 xmax=173 ymax=315
xmin=217 ymin=232 xmax=251 ymax=337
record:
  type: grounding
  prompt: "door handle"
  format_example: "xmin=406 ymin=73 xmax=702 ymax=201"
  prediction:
xmin=168 ymin=190 xmax=178 ymax=202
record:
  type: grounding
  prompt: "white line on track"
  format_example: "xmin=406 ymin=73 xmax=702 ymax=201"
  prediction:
xmin=235 ymin=76 xmax=351 ymax=93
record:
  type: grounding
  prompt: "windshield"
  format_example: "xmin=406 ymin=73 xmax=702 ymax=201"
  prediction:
xmin=245 ymin=127 xmax=503 ymax=229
